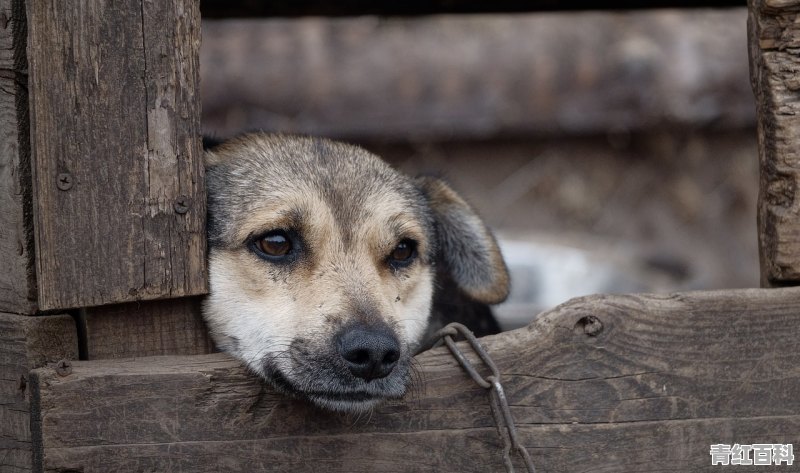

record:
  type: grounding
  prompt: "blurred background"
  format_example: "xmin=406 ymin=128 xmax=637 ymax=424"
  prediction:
xmin=200 ymin=8 xmax=758 ymax=329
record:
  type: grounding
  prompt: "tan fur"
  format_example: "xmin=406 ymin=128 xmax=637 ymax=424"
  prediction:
xmin=203 ymin=133 xmax=507 ymax=412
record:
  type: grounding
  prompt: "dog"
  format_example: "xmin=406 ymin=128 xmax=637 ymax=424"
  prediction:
xmin=203 ymin=133 xmax=509 ymax=413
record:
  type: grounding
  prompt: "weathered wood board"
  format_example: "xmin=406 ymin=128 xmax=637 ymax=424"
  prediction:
xmin=748 ymin=0 xmax=800 ymax=286
xmin=0 ymin=313 xmax=77 ymax=473
xmin=0 ymin=0 xmax=36 ymax=315
xmin=82 ymin=296 xmax=213 ymax=360
xmin=30 ymin=288 xmax=800 ymax=472
xmin=202 ymin=10 xmax=753 ymax=140
xmin=26 ymin=0 xmax=206 ymax=310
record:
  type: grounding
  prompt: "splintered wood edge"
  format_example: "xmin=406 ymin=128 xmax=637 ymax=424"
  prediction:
xmin=749 ymin=0 xmax=800 ymax=285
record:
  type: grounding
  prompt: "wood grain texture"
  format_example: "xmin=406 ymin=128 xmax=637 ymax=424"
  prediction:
xmin=83 ymin=296 xmax=213 ymax=360
xmin=202 ymin=10 xmax=753 ymax=140
xmin=27 ymin=0 xmax=206 ymax=310
xmin=748 ymin=0 xmax=800 ymax=286
xmin=0 ymin=313 xmax=77 ymax=473
xmin=30 ymin=288 xmax=800 ymax=472
xmin=0 ymin=0 xmax=36 ymax=314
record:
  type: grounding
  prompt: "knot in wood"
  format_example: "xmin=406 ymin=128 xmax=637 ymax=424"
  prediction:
xmin=574 ymin=315 xmax=604 ymax=337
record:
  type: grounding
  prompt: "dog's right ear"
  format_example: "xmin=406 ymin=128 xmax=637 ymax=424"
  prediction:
xmin=416 ymin=176 xmax=510 ymax=305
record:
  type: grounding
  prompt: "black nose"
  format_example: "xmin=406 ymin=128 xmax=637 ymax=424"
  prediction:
xmin=337 ymin=325 xmax=401 ymax=381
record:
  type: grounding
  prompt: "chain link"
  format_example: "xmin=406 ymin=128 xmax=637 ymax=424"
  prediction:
xmin=432 ymin=323 xmax=536 ymax=473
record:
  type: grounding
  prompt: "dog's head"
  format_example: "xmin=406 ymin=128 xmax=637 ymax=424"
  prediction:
xmin=203 ymin=133 xmax=508 ymax=412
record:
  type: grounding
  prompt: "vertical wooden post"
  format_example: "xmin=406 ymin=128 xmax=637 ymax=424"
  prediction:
xmin=0 ymin=0 xmax=36 ymax=314
xmin=749 ymin=0 xmax=800 ymax=287
xmin=27 ymin=0 xmax=206 ymax=310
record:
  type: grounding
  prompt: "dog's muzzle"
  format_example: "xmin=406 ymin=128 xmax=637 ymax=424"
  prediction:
xmin=336 ymin=323 xmax=401 ymax=381
xmin=260 ymin=320 xmax=411 ymax=412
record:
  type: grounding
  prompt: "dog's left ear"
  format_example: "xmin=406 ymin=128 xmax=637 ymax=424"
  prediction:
xmin=416 ymin=176 xmax=510 ymax=304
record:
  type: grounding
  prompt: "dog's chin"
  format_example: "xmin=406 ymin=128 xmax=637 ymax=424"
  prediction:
xmin=263 ymin=365 xmax=409 ymax=414
xmin=304 ymin=391 xmax=390 ymax=414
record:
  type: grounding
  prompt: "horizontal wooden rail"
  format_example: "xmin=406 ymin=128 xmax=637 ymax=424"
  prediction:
xmin=30 ymin=287 xmax=800 ymax=472
xmin=202 ymin=10 xmax=753 ymax=140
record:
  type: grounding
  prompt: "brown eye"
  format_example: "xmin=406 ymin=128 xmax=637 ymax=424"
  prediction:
xmin=255 ymin=231 xmax=292 ymax=258
xmin=389 ymin=239 xmax=417 ymax=267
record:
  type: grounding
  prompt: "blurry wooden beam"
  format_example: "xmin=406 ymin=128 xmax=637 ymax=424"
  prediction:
xmin=201 ymin=1 xmax=746 ymax=18
xmin=201 ymin=10 xmax=753 ymax=140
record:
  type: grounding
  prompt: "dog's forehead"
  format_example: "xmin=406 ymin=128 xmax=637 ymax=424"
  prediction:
xmin=206 ymin=135 xmax=431 ymax=246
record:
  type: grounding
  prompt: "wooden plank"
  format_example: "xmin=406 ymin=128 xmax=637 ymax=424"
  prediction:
xmin=202 ymin=10 xmax=753 ymax=140
xmin=200 ymin=0 xmax=746 ymax=18
xmin=82 ymin=296 xmax=213 ymax=360
xmin=27 ymin=0 xmax=206 ymax=310
xmin=748 ymin=0 xmax=800 ymax=286
xmin=0 ymin=0 xmax=36 ymax=314
xmin=30 ymin=287 xmax=800 ymax=472
xmin=32 ymin=418 xmax=800 ymax=473
xmin=0 ymin=313 xmax=77 ymax=473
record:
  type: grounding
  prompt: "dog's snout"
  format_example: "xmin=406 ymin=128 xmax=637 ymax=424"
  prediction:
xmin=338 ymin=325 xmax=401 ymax=381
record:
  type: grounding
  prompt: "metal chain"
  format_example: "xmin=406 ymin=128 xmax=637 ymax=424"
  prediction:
xmin=432 ymin=323 xmax=536 ymax=473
